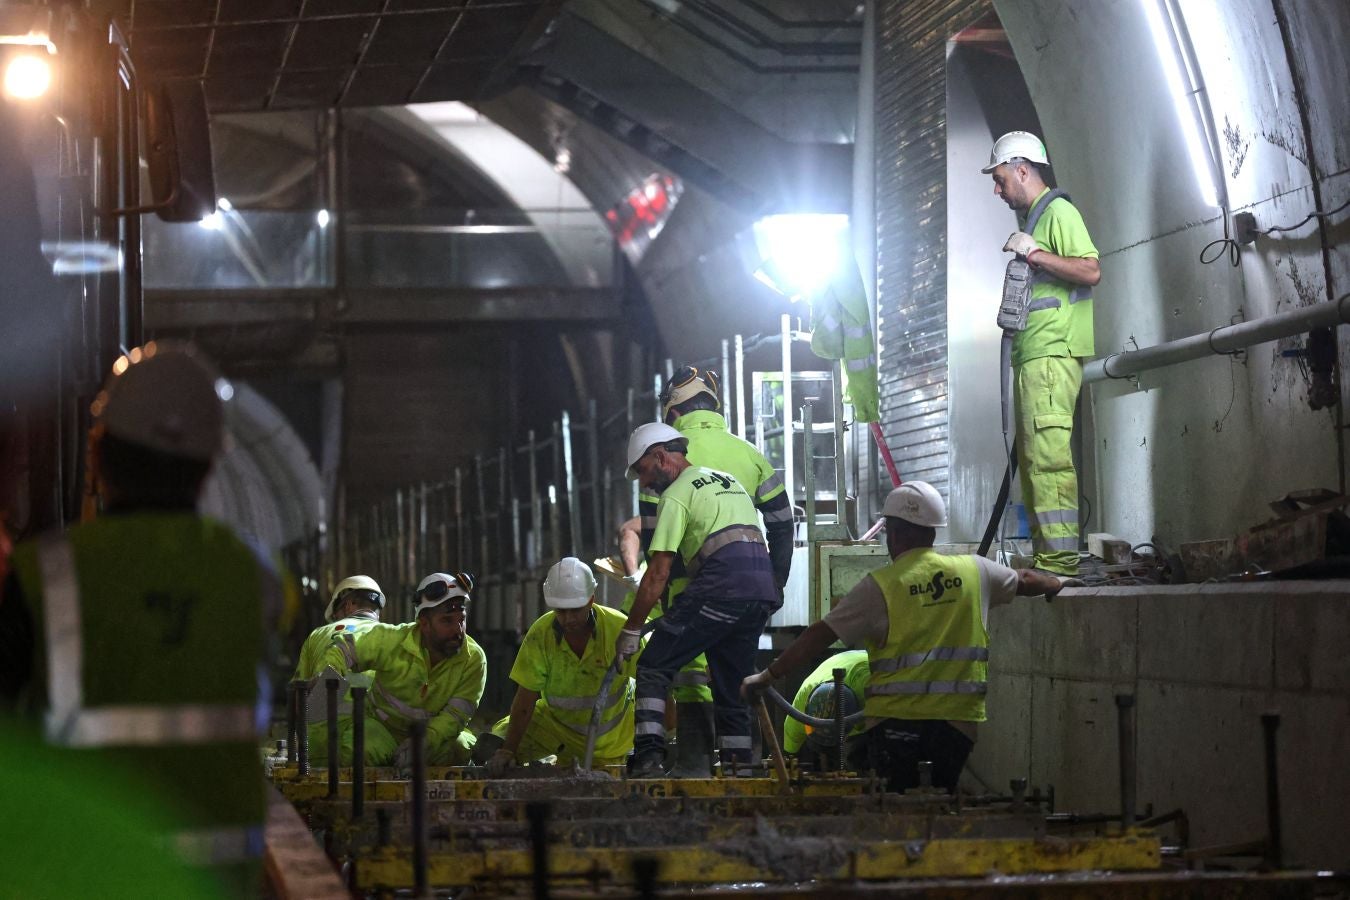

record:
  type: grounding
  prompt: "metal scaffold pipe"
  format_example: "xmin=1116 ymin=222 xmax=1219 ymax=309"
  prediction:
xmin=1084 ymin=293 xmax=1350 ymax=383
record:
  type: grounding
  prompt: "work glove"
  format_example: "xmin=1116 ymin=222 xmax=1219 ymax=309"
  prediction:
xmin=623 ymin=573 xmax=642 ymax=591
xmin=485 ymin=748 xmax=514 ymax=777
xmin=1003 ymin=231 xmax=1041 ymax=261
xmin=740 ymin=668 xmax=775 ymax=702
xmin=1043 ymin=575 xmax=1085 ymax=601
xmin=614 ymin=627 xmax=643 ymax=661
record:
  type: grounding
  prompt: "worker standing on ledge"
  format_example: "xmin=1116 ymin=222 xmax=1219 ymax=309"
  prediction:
xmin=292 ymin=575 xmax=385 ymax=760
xmin=1 ymin=342 xmax=292 ymax=897
xmin=483 ymin=557 xmax=640 ymax=773
xmin=744 ymin=482 xmax=1067 ymax=794
xmin=986 ymin=131 xmax=1100 ymax=578
xmin=621 ymin=366 xmax=795 ymax=772
xmin=319 ymin=572 xmax=485 ymax=767
xmin=618 ymin=423 xmax=780 ymax=777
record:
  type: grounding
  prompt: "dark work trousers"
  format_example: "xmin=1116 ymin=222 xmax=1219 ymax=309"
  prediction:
xmin=848 ymin=718 xmax=975 ymax=793
xmin=634 ymin=596 xmax=771 ymax=765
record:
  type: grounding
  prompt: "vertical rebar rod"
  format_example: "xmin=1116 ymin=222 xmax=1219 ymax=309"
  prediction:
xmin=411 ymin=720 xmax=428 ymax=898
xmin=352 ymin=686 xmax=366 ymax=818
xmin=476 ymin=454 xmax=488 ymax=577
xmin=831 ymin=359 xmax=848 ymax=531
xmin=562 ymin=411 xmax=580 ymax=555
xmin=781 ymin=315 xmax=795 ymax=507
xmin=734 ymin=334 xmax=747 ymax=440
xmin=721 ymin=339 xmax=731 ymax=420
xmin=833 ymin=667 xmax=847 ymax=772
xmin=1115 ymin=694 xmax=1136 ymax=827
xmin=803 ymin=400 xmax=817 ymax=546
xmin=528 ymin=429 xmax=540 ymax=568
xmin=454 ymin=466 xmax=464 ymax=568
xmin=625 ymin=388 xmax=638 ymax=514
xmin=527 ymin=801 xmax=550 ymax=900
xmin=286 ymin=682 xmax=299 ymax=765
xmin=1261 ymin=713 xmax=1283 ymax=869
xmin=652 ymin=373 xmax=663 ymax=423
xmin=587 ymin=399 xmax=602 ymax=552
xmin=326 ymin=676 xmax=340 ymax=797
xmin=297 ymin=682 xmax=310 ymax=777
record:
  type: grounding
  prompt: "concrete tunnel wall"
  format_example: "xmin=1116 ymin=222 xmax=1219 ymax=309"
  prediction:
xmin=956 ymin=0 xmax=1350 ymax=871
xmin=995 ymin=0 xmax=1350 ymax=550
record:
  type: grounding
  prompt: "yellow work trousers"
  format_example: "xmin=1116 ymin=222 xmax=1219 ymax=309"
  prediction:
xmin=1013 ymin=355 xmax=1082 ymax=575
xmin=490 ymin=709 xmax=629 ymax=770
xmin=308 ymin=715 xmax=475 ymax=766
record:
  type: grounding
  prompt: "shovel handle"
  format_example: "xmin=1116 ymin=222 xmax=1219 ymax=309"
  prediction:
xmin=755 ymin=697 xmax=790 ymax=794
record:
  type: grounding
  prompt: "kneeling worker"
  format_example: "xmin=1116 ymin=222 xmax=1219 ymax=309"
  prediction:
xmin=295 ymin=576 xmax=384 ymax=761
xmin=320 ymin=572 xmax=485 ymax=766
xmin=783 ymin=649 xmax=870 ymax=768
xmin=744 ymin=482 xmax=1066 ymax=793
xmin=486 ymin=557 xmax=640 ymax=773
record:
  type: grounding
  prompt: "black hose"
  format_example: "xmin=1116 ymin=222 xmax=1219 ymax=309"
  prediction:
xmin=763 ymin=686 xmax=864 ymax=729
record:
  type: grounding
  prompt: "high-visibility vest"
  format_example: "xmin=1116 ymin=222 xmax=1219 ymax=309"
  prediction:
xmin=863 ymin=548 xmax=989 ymax=723
xmin=510 ymin=605 xmax=637 ymax=760
xmin=12 ymin=513 xmax=283 ymax=879
xmin=1013 ymin=187 xmax=1098 ymax=365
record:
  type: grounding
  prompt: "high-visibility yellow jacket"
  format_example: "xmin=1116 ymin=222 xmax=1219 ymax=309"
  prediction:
xmin=508 ymin=604 xmax=638 ymax=760
xmin=863 ymin=549 xmax=988 ymax=723
xmin=323 ymin=622 xmax=485 ymax=749
xmin=784 ymin=649 xmax=870 ymax=754
xmin=640 ymin=410 xmax=794 ymax=588
xmin=10 ymin=513 xmax=291 ymax=889
xmin=293 ymin=613 xmax=380 ymax=682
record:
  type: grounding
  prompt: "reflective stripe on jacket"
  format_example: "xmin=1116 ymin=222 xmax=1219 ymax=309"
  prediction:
xmin=863 ymin=548 xmax=988 ymax=723
xmin=508 ymin=605 xmax=638 ymax=760
xmin=322 ymin=622 xmax=485 ymax=748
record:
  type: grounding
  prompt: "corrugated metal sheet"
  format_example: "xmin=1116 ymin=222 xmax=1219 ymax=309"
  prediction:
xmin=873 ymin=0 xmax=992 ymax=503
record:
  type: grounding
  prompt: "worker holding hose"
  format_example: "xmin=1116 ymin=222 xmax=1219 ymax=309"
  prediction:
xmin=481 ymin=557 xmax=640 ymax=773
xmin=744 ymin=482 xmax=1066 ymax=794
xmin=985 ymin=131 xmax=1101 ymax=578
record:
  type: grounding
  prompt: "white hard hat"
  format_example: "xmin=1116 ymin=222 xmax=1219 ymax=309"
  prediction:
xmin=660 ymin=365 xmax=721 ymax=421
xmin=89 ymin=340 xmax=229 ymax=462
xmin=542 ymin=557 xmax=597 ymax=609
xmin=325 ymin=575 xmax=385 ymax=623
xmin=625 ymin=422 xmax=687 ymax=479
xmin=981 ymin=131 xmax=1049 ymax=173
xmin=881 ymin=481 xmax=947 ymax=527
xmin=414 ymin=572 xmax=473 ymax=614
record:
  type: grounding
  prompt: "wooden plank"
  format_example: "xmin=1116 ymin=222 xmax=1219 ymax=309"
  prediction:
xmin=263 ymin=786 xmax=348 ymax=900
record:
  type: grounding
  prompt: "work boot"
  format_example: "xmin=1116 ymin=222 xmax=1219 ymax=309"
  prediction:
xmin=667 ymin=702 xmax=714 ymax=778
xmin=629 ymin=751 xmax=666 ymax=779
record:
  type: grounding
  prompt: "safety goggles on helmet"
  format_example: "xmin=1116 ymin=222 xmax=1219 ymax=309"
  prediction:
xmin=659 ymin=365 xmax=720 ymax=417
xmin=414 ymin=571 xmax=474 ymax=613
xmin=341 ymin=588 xmax=383 ymax=607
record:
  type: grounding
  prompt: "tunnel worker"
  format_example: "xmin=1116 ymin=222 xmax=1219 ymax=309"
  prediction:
xmin=622 ymin=366 xmax=796 ymax=772
xmin=484 ymin=557 xmax=639 ymax=774
xmin=617 ymin=423 xmax=780 ymax=778
xmin=318 ymin=572 xmax=485 ymax=767
xmin=1 ymin=341 xmax=291 ymax=897
xmin=744 ymin=482 xmax=1066 ymax=794
xmin=782 ymin=649 xmax=870 ymax=767
xmin=985 ymin=131 xmax=1100 ymax=577
xmin=292 ymin=575 xmax=385 ymax=753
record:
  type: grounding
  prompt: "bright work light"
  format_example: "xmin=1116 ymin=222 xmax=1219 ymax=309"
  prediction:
xmin=751 ymin=213 xmax=850 ymax=302
xmin=3 ymin=52 xmax=49 ymax=99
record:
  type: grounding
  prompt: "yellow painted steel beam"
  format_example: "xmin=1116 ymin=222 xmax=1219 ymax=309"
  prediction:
xmin=352 ymin=832 xmax=1162 ymax=889
xmin=278 ymin=775 xmax=877 ymax=804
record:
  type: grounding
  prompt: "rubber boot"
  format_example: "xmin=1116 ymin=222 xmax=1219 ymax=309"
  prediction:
xmin=667 ymin=702 xmax=714 ymax=778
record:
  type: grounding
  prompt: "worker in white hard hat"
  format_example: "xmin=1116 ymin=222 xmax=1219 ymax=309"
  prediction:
xmin=2 ymin=341 xmax=296 ymax=897
xmin=480 ymin=557 xmax=641 ymax=774
xmin=291 ymin=576 xmax=385 ymax=758
xmin=743 ymin=482 xmax=1067 ymax=794
xmin=620 ymin=365 xmax=796 ymax=774
xmin=317 ymin=572 xmax=485 ymax=767
xmin=983 ymin=130 xmax=1101 ymax=578
xmin=619 ymin=422 xmax=779 ymax=778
